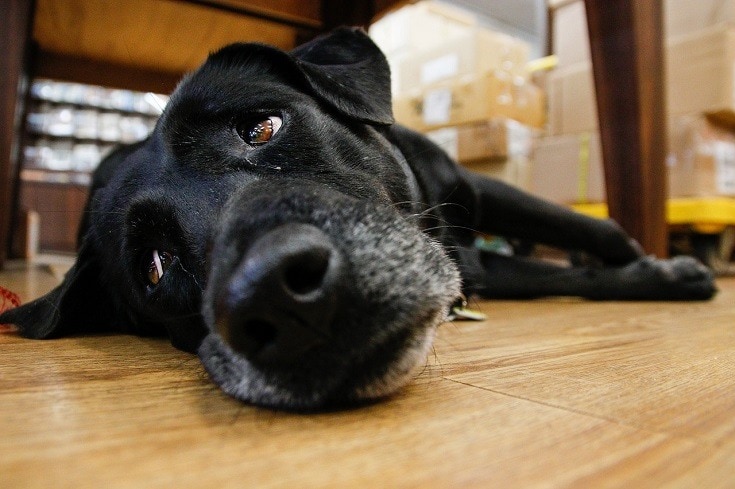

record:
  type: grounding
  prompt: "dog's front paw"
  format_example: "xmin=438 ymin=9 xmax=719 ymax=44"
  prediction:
xmin=623 ymin=255 xmax=717 ymax=300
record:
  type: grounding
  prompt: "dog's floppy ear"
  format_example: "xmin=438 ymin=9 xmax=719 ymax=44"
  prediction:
xmin=0 ymin=241 xmax=116 ymax=339
xmin=290 ymin=27 xmax=394 ymax=125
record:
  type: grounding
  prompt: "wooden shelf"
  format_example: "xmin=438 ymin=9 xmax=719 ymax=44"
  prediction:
xmin=0 ymin=0 xmax=409 ymax=265
xmin=20 ymin=169 xmax=92 ymax=186
xmin=29 ymin=0 xmax=407 ymax=91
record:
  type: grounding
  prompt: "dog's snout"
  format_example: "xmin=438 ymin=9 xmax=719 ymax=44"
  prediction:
xmin=217 ymin=223 xmax=345 ymax=365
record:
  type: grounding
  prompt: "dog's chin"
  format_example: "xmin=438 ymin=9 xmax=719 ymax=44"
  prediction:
xmin=197 ymin=310 xmax=444 ymax=411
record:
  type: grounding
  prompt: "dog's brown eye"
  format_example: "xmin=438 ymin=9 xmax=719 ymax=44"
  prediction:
xmin=144 ymin=250 xmax=173 ymax=286
xmin=237 ymin=116 xmax=282 ymax=146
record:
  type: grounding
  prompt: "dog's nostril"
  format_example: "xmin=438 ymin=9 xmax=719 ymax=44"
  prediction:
xmin=283 ymin=249 xmax=331 ymax=296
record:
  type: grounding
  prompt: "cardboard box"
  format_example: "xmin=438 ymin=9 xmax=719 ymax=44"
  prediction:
xmin=368 ymin=1 xmax=476 ymax=58
xmin=538 ymin=117 xmax=735 ymax=204
xmin=547 ymin=62 xmax=597 ymax=135
xmin=395 ymin=29 xmax=530 ymax=94
xmin=669 ymin=116 xmax=735 ymax=197
xmin=547 ymin=0 xmax=577 ymax=8
xmin=530 ymin=132 xmax=605 ymax=204
xmin=425 ymin=119 xmax=535 ymax=163
xmin=552 ymin=1 xmax=590 ymax=69
xmin=393 ymin=73 xmax=545 ymax=132
xmin=551 ymin=0 xmax=735 ymax=68
xmin=667 ymin=26 xmax=735 ymax=117
xmin=549 ymin=26 xmax=735 ymax=135
xmin=665 ymin=0 xmax=735 ymax=38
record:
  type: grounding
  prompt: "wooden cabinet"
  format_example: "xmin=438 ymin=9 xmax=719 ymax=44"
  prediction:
xmin=0 ymin=0 xmax=410 ymax=267
xmin=15 ymin=180 xmax=88 ymax=254
xmin=12 ymin=79 xmax=165 ymax=255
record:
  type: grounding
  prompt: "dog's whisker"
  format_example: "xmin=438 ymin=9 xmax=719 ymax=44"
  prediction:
xmin=421 ymin=224 xmax=481 ymax=235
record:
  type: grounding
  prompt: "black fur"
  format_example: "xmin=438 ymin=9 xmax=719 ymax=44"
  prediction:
xmin=0 ymin=27 xmax=716 ymax=410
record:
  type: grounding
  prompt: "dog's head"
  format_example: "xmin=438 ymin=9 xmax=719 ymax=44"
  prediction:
xmin=1 ymin=28 xmax=461 ymax=410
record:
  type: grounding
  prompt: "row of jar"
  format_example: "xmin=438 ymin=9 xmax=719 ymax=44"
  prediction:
xmin=30 ymin=79 xmax=169 ymax=116
xmin=27 ymin=103 xmax=158 ymax=143
xmin=24 ymin=140 xmax=119 ymax=173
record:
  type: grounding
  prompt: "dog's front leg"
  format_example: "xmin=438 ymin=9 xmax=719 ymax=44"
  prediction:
xmin=466 ymin=249 xmax=716 ymax=301
xmin=459 ymin=167 xmax=643 ymax=266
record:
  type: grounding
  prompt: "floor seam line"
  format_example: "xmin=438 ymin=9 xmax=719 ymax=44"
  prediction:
xmin=440 ymin=376 xmax=708 ymax=445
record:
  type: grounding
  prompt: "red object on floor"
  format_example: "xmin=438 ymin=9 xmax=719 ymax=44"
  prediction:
xmin=0 ymin=286 xmax=21 ymax=330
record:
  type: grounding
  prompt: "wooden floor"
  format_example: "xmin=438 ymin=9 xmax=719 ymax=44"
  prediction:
xmin=1 ymin=262 xmax=734 ymax=488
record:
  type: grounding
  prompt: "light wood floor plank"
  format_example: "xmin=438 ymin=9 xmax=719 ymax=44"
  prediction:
xmin=1 ymin=263 xmax=733 ymax=487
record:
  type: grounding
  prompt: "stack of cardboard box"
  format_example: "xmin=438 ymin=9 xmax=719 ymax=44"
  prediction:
xmin=374 ymin=0 xmax=735 ymax=202
xmin=541 ymin=0 xmax=735 ymax=203
xmin=371 ymin=1 xmax=544 ymax=190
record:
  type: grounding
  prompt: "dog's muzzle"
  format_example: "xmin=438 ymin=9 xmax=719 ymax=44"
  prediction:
xmin=199 ymin=182 xmax=461 ymax=411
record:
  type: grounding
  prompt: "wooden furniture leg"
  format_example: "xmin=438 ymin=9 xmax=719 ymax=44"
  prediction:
xmin=0 ymin=0 xmax=35 ymax=269
xmin=584 ymin=0 xmax=668 ymax=257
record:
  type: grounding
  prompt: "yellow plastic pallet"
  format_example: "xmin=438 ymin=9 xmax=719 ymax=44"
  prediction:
xmin=572 ymin=197 xmax=735 ymax=234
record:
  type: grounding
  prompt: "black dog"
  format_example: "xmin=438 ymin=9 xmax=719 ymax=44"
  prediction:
xmin=0 ymin=28 xmax=716 ymax=410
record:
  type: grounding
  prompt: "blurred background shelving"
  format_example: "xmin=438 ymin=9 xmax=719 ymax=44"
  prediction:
xmin=13 ymin=79 xmax=168 ymax=255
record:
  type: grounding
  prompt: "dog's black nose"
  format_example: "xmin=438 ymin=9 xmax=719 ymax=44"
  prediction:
xmin=217 ymin=224 xmax=345 ymax=365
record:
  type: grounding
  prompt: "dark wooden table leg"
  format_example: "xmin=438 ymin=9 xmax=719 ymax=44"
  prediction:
xmin=584 ymin=0 xmax=668 ymax=257
xmin=0 ymin=0 xmax=35 ymax=269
